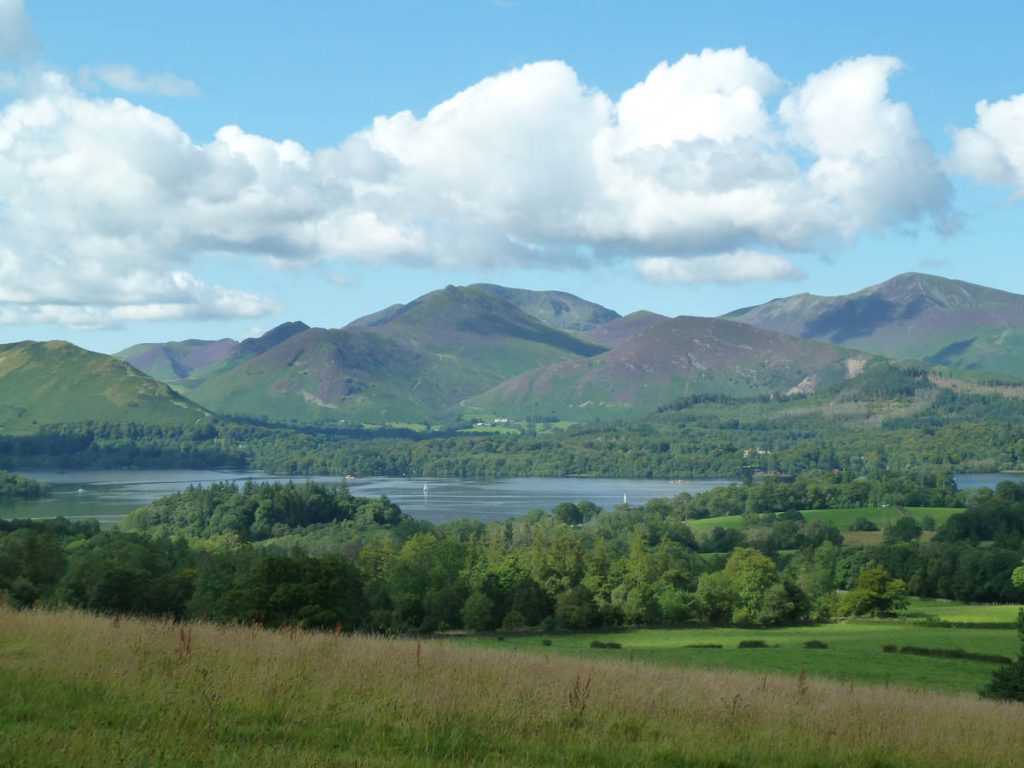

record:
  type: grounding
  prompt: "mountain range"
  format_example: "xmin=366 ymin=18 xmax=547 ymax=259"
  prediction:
xmin=135 ymin=286 xmax=609 ymax=423
xmin=3 ymin=272 xmax=1024 ymax=431
xmin=726 ymin=273 xmax=1024 ymax=378
xmin=467 ymin=315 xmax=873 ymax=419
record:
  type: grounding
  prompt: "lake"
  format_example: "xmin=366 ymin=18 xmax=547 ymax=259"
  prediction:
xmin=952 ymin=473 xmax=1024 ymax=490
xmin=0 ymin=470 xmax=734 ymax=527
xmin=2 ymin=470 xmax=1018 ymax=528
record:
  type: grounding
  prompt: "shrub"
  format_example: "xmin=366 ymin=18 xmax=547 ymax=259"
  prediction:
xmin=803 ymin=640 xmax=828 ymax=649
xmin=848 ymin=517 xmax=879 ymax=532
xmin=981 ymin=659 xmax=1024 ymax=701
xmin=838 ymin=566 xmax=909 ymax=617
xmin=541 ymin=638 xmax=552 ymax=647
xmin=884 ymin=516 xmax=923 ymax=543
xmin=882 ymin=645 xmax=898 ymax=653
xmin=685 ymin=643 xmax=723 ymax=649
xmin=982 ymin=609 xmax=1024 ymax=701
xmin=738 ymin=640 xmax=768 ymax=649
xmin=589 ymin=640 xmax=622 ymax=650
xmin=500 ymin=610 xmax=527 ymax=631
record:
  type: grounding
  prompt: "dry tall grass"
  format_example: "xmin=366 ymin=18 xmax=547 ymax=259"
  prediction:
xmin=1 ymin=606 xmax=1022 ymax=767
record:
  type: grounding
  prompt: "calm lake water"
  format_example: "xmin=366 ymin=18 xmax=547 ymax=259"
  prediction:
xmin=0 ymin=470 xmax=734 ymax=527
xmin=953 ymin=473 xmax=1024 ymax=490
xmin=1 ymin=470 xmax=1017 ymax=528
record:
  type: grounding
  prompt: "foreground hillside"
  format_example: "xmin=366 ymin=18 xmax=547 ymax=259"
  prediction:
xmin=0 ymin=340 xmax=210 ymax=433
xmin=1 ymin=607 xmax=1022 ymax=767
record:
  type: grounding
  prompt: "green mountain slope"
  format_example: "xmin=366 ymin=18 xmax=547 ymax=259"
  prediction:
xmin=0 ymin=341 xmax=210 ymax=433
xmin=727 ymin=273 xmax=1024 ymax=377
xmin=346 ymin=303 xmax=405 ymax=328
xmin=117 ymin=338 xmax=239 ymax=381
xmin=467 ymin=316 xmax=872 ymax=419
xmin=183 ymin=287 xmax=609 ymax=423
xmin=183 ymin=327 xmax=446 ymax=423
xmin=169 ymin=321 xmax=311 ymax=390
xmin=581 ymin=310 xmax=668 ymax=347
xmin=465 ymin=284 xmax=620 ymax=331
xmin=348 ymin=285 xmax=620 ymax=333
xmin=363 ymin=285 xmax=607 ymax=379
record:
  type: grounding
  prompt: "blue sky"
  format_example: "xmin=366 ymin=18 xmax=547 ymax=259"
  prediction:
xmin=1 ymin=0 xmax=1022 ymax=352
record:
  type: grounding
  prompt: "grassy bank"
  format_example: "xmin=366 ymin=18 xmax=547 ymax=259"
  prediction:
xmin=2 ymin=607 xmax=1024 ymax=766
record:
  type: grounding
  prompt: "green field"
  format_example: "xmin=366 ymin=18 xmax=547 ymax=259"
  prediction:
xmin=3 ymin=607 xmax=1024 ymax=767
xmin=903 ymin=599 xmax=1022 ymax=624
xmin=454 ymin=601 xmax=1022 ymax=694
xmin=685 ymin=506 xmax=961 ymax=536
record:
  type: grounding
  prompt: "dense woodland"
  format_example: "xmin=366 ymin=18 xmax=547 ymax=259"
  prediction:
xmin=3 ymin=473 xmax=1023 ymax=635
xmin=2 ymin=382 xmax=1024 ymax=480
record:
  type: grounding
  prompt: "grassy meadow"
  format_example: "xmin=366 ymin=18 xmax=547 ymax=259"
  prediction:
xmin=2 ymin=606 xmax=1024 ymax=767
xmin=684 ymin=506 xmax=960 ymax=537
xmin=456 ymin=601 xmax=1023 ymax=694
xmin=903 ymin=599 xmax=1021 ymax=624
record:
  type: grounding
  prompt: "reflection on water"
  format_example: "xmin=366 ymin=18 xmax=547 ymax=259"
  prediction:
xmin=347 ymin=476 xmax=734 ymax=524
xmin=1 ymin=470 xmax=735 ymax=527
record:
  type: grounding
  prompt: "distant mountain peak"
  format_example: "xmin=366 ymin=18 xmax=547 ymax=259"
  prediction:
xmin=348 ymin=283 xmax=620 ymax=334
xmin=728 ymin=273 xmax=1024 ymax=378
xmin=236 ymin=321 xmax=310 ymax=355
xmin=467 ymin=283 xmax=620 ymax=332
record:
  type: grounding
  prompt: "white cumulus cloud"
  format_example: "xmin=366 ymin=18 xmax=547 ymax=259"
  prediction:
xmin=635 ymin=251 xmax=805 ymax=285
xmin=951 ymin=93 xmax=1024 ymax=197
xmin=0 ymin=50 xmax=954 ymax=328
xmin=779 ymin=56 xmax=954 ymax=238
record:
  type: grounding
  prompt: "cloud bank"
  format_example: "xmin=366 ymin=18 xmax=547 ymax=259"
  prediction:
xmin=636 ymin=251 xmax=805 ymax=285
xmin=0 ymin=48 xmax=958 ymax=326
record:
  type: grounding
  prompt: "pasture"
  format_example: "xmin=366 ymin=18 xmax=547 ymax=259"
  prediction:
xmin=2 ymin=606 xmax=1023 ymax=767
xmin=457 ymin=600 xmax=1022 ymax=694
xmin=684 ymin=506 xmax=961 ymax=544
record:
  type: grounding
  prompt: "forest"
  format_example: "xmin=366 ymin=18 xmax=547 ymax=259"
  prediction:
xmin=2 ymin=382 xmax=1024 ymax=481
xmin=3 ymin=472 xmax=1023 ymax=635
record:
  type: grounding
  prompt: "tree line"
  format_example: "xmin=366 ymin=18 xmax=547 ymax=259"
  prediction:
xmin=1 ymin=377 xmax=1023 ymax=479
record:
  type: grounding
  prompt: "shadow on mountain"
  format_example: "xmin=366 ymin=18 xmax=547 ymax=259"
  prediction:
xmin=927 ymin=338 xmax=977 ymax=366
xmin=804 ymin=296 xmax=902 ymax=343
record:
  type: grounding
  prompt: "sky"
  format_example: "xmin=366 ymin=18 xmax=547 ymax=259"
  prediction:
xmin=0 ymin=0 xmax=1022 ymax=353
